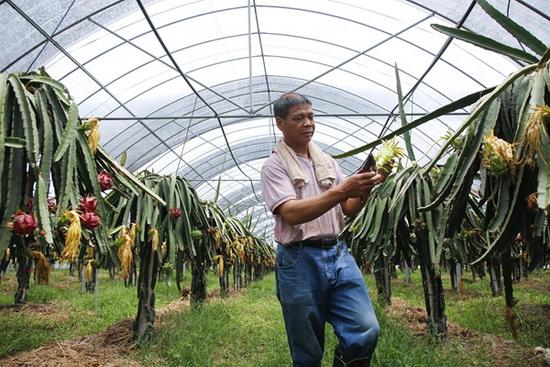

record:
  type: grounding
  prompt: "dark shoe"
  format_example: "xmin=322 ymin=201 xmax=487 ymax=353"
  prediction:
xmin=332 ymin=348 xmax=371 ymax=367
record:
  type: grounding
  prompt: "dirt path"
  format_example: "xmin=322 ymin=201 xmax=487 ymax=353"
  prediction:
xmin=387 ymin=297 xmax=544 ymax=367
xmin=0 ymin=295 xmax=194 ymax=367
xmin=2 ymin=291 xmax=544 ymax=366
xmin=0 ymin=286 xmax=246 ymax=367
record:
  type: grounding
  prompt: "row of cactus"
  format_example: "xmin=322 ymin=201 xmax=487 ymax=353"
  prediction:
xmin=105 ymin=172 xmax=274 ymax=342
xmin=204 ymin=201 xmax=275 ymax=296
xmin=0 ymin=69 xmax=274 ymax=344
xmin=0 ymin=69 xmax=114 ymax=303
xmin=339 ymin=0 xmax=550 ymax=338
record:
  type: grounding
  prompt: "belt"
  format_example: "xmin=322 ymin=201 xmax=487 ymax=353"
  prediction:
xmin=289 ymin=236 xmax=339 ymax=249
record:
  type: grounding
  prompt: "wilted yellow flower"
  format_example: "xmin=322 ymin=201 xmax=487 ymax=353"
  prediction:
xmin=128 ymin=223 xmax=137 ymax=248
xmin=85 ymin=118 xmax=100 ymax=155
xmin=86 ymin=245 xmax=94 ymax=259
xmin=60 ymin=211 xmax=81 ymax=263
xmin=213 ymin=255 xmax=224 ymax=277
xmin=150 ymin=228 xmax=159 ymax=251
xmin=520 ymin=105 xmax=550 ymax=168
xmin=85 ymin=259 xmax=95 ymax=284
xmin=117 ymin=233 xmax=133 ymax=281
xmin=236 ymin=240 xmax=245 ymax=262
xmin=31 ymin=251 xmax=50 ymax=284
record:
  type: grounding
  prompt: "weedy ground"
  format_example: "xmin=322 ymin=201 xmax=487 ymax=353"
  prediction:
xmin=0 ymin=267 xmax=548 ymax=366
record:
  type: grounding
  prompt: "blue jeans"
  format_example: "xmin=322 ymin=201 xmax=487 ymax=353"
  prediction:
xmin=276 ymin=241 xmax=379 ymax=366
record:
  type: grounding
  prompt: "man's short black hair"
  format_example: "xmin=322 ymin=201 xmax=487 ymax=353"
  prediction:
xmin=273 ymin=93 xmax=312 ymax=119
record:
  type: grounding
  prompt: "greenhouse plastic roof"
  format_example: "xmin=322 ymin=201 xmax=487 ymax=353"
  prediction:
xmin=1 ymin=0 xmax=549 ymax=239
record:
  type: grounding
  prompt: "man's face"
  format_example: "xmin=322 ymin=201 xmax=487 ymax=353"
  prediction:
xmin=276 ymin=104 xmax=315 ymax=150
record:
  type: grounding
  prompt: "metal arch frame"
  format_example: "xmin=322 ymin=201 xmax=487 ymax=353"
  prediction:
xmin=116 ymin=79 xmax=452 ymax=175
xmin=53 ymin=4 xmax=496 ymax=111
xmin=172 ymin=137 xmax=274 ymax=178
xmin=90 ymin=50 xmax=444 ymax=126
xmin=87 ymin=18 xmax=250 ymax=115
xmin=98 ymin=50 xmax=459 ymax=159
xmin=148 ymin=119 xmax=371 ymax=177
xmin=128 ymin=103 xmax=446 ymax=181
xmin=136 ymin=123 xmax=274 ymax=178
xmin=373 ymin=0 xmax=477 ymax=156
xmin=80 ymin=52 xmax=486 ymax=166
xmin=158 ymin=107 xmax=375 ymax=170
xmin=25 ymin=0 xmax=77 ymax=73
xmin=64 ymin=18 xmax=497 ymax=158
xmin=252 ymin=12 xmax=434 ymax=114
xmin=98 ymin=68 xmax=394 ymax=150
xmin=88 ymin=112 xmax=470 ymax=120
xmin=252 ymin=0 xmax=276 ymax=147
xmin=69 ymin=7 xmax=488 ymax=178
xmin=5 ymin=0 xmax=542 ymax=231
xmin=91 ymin=70 xmax=470 ymax=173
xmin=403 ymin=0 xmax=548 ymax=66
xmin=115 ymin=82 xmax=389 ymax=159
xmin=1 ymin=0 xmax=127 ymax=72
xmin=4 ymin=1 xmax=530 ymax=78
xmin=515 ymin=0 xmax=550 ymax=22
xmin=58 ymin=10 xmax=434 ymax=118
xmin=134 ymin=106 xmax=382 ymax=177
xmin=102 ymin=88 xmax=377 ymax=169
xmin=173 ymin=137 xmax=362 ymax=181
xmin=76 ymin=29 xmax=492 ymax=120
xmin=5 ymin=0 xmax=235 ymax=208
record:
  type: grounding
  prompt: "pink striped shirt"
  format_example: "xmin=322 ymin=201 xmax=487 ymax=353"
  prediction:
xmin=261 ymin=152 xmax=345 ymax=244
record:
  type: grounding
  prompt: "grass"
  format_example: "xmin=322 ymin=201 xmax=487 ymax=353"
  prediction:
xmin=390 ymin=268 xmax=550 ymax=348
xmin=0 ymin=267 xmax=218 ymax=358
xmin=137 ymin=276 xmax=292 ymax=367
xmin=1 ymin=266 xmax=548 ymax=366
xmin=135 ymin=273 xmax=518 ymax=367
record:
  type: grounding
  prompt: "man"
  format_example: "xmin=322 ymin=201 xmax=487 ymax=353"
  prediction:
xmin=261 ymin=92 xmax=385 ymax=367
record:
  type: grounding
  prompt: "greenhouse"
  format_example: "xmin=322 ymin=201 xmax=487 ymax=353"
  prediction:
xmin=0 ymin=0 xmax=549 ymax=366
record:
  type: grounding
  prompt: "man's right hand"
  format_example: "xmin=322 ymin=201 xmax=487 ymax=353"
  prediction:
xmin=341 ymin=171 xmax=381 ymax=199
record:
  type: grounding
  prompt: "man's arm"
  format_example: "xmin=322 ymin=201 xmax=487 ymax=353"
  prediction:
xmin=276 ymin=171 xmax=379 ymax=225
xmin=341 ymin=194 xmax=370 ymax=218
xmin=340 ymin=165 xmax=392 ymax=217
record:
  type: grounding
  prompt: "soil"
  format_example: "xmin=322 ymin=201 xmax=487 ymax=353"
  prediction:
xmin=0 ymin=301 xmax=71 ymax=323
xmin=517 ymin=303 xmax=550 ymax=347
xmin=515 ymin=276 xmax=550 ymax=294
xmin=387 ymin=297 xmax=545 ymax=367
xmin=0 ymin=317 xmax=141 ymax=367
xmin=0 ymin=298 xmax=192 ymax=366
xmin=1 ymin=286 xmax=544 ymax=366
xmin=0 ymin=288 xmax=242 ymax=367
